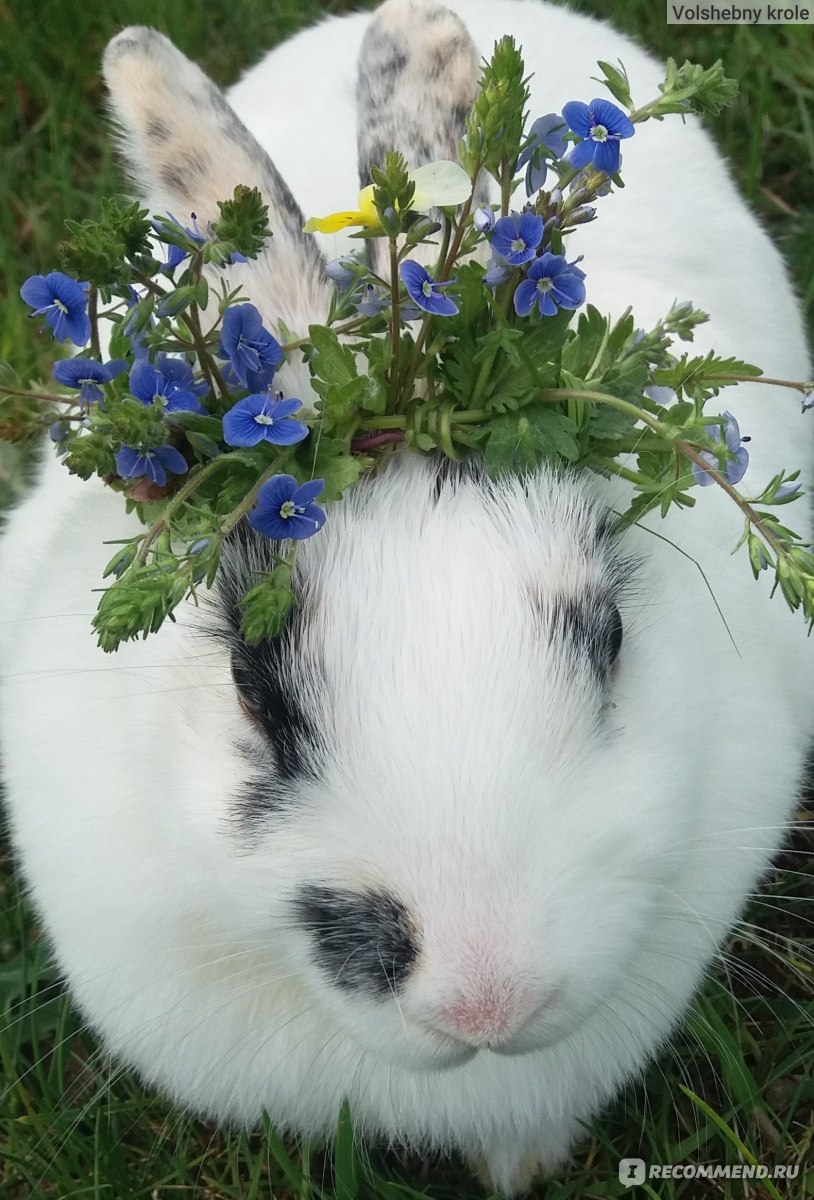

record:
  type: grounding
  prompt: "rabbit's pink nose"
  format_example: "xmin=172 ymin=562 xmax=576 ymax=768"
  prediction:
xmin=433 ymin=982 xmax=537 ymax=1045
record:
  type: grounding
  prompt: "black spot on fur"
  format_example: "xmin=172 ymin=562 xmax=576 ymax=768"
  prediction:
xmin=212 ymin=524 xmax=324 ymax=815
xmin=294 ymin=885 xmax=419 ymax=996
xmin=551 ymin=595 xmax=623 ymax=678
xmin=178 ymin=151 xmax=209 ymax=181
xmin=146 ymin=117 xmax=171 ymax=142
xmin=159 ymin=166 xmax=192 ymax=199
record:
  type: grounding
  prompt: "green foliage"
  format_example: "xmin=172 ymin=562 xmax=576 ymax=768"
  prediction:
xmin=460 ymin=35 xmax=530 ymax=181
xmin=240 ymin=565 xmax=294 ymax=644
xmin=60 ymin=196 xmax=152 ymax=286
xmin=654 ymin=351 xmax=762 ymax=399
xmin=210 ymin=184 xmax=272 ymax=261
xmin=655 ymin=57 xmax=740 ymax=118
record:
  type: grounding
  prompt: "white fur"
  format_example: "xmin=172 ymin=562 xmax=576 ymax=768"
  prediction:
xmin=1 ymin=1 xmax=812 ymax=1193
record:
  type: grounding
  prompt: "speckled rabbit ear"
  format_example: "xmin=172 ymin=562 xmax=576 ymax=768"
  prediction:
xmin=102 ymin=27 xmax=331 ymax=333
xmin=356 ymin=0 xmax=482 ymax=273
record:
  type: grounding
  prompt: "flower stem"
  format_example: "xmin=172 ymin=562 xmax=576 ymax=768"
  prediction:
xmin=186 ymin=300 xmax=227 ymax=399
xmin=0 ymin=385 xmax=78 ymax=406
xmin=538 ymin=386 xmax=795 ymax=566
xmin=136 ymin=455 xmax=233 ymax=563
xmin=388 ymin=236 xmax=401 ymax=413
xmin=220 ymin=451 xmax=294 ymax=537
xmin=282 ymin=316 xmax=366 ymax=354
xmin=88 ymin=287 xmax=102 ymax=361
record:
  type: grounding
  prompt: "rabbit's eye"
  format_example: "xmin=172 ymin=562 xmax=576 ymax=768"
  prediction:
xmin=606 ymin=604 xmax=623 ymax=666
xmin=231 ymin=656 xmax=262 ymax=724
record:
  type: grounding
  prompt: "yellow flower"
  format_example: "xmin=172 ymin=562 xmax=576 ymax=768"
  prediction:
xmin=303 ymin=160 xmax=471 ymax=235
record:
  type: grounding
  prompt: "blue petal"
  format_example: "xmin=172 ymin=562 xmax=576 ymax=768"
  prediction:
xmin=592 ymin=139 xmax=621 ymax=176
xmin=538 ymin=292 xmax=559 ymax=317
xmin=691 ymin=452 xmax=718 ymax=486
xmin=590 ymin=98 xmax=635 ymax=139
xmin=53 ymin=357 xmax=104 ymax=387
xmin=562 ymin=101 xmax=592 ymax=139
xmin=513 ymin=279 xmax=538 ymax=317
xmin=568 ymin=140 xmax=596 ymax=170
xmin=293 ymin=478 xmax=325 ymax=506
xmin=551 ymin=273 xmax=586 ymax=309
xmin=20 ymin=275 xmax=55 ymax=310
xmin=256 ymin=473 xmax=298 ymax=509
xmin=518 ymin=212 xmax=544 ymax=251
xmin=525 ymin=159 xmax=548 ymax=196
xmin=144 ymin=454 xmax=168 ymax=486
xmin=288 ymin=506 xmax=327 ymax=538
xmin=223 ymin=402 xmax=268 ymax=447
xmin=400 ymin=260 xmax=431 ymax=304
xmin=270 ymin=397 xmax=303 ymax=420
xmin=536 ymin=113 xmax=568 ymax=158
xmin=129 ymin=360 xmax=165 ymax=405
xmin=726 ymin=446 xmax=749 ymax=484
xmin=115 ymin=446 xmax=146 ymax=477
xmin=722 ymin=411 xmax=741 ymax=453
xmin=47 ymin=272 xmax=89 ymax=311
xmin=265 ymin=418 xmax=309 ymax=445
xmin=164 ymin=390 xmax=204 ymax=414
xmin=158 ymin=356 xmax=195 ymax=389
xmin=155 ymin=445 xmax=189 ymax=476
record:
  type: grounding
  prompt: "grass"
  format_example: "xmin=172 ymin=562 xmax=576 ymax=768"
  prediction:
xmin=1 ymin=0 xmax=813 ymax=1197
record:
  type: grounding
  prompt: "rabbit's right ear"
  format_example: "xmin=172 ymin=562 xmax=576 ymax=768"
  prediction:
xmin=103 ymin=27 xmax=331 ymax=336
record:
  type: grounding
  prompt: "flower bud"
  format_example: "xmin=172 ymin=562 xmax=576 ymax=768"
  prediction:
xmin=473 ymin=206 xmax=495 ymax=233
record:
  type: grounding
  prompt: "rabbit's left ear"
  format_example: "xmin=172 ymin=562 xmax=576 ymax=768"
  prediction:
xmin=103 ymin=27 xmax=331 ymax=333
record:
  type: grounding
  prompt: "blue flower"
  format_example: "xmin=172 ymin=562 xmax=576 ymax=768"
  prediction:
xmin=399 ymin=260 xmax=459 ymax=317
xmin=691 ymin=411 xmax=750 ymax=486
xmin=115 ymin=444 xmax=189 ymax=487
xmin=513 ymin=253 xmax=586 ymax=318
xmin=153 ymin=214 xmax=204 ymax=272
xmin=325 ymin=258 xmax=357 ymax=290
xmin=129 ymin=358 xmax=204 ymax=414
xmin=473 ymin=206 xmax=495 ymax=234
xmin=355 ymin=284 xmax=389 ymax=318
xmin=483 ymin=253 xmax=513 ymax=288
xmin=122 ymin=286 xmax=153 ymax=360
xmin=562 ymin=98 xmax=635 ymax=176
xmin=154 ymin=213 xmax=247 ymax=270
xmin=222 ymin=393 xmax=309 ymax=448
xmin=774 ymin=481 xmax=802 ymax=500
xmin=248 ymin=475 xmax=326 ymax=540
xmin=218 ymin=304 xmax=284 ymax=391
xmin=20 ymin=272 xmax=91 ymax=346
xmin=52 ymin=356 xmax=127 ymax=407
xmin=517 ymin=114 xmax=568 ymax=195
xmin=802 ymin=390 xmax=814 ymax=413
xmin=490 ymin=212 xmax=544 ymax=266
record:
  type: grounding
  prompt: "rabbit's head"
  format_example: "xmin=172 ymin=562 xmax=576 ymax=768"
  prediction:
xmin=201 ymin=456 xmax=689 ymax=1074
xmin=100 ymin=9 xmax=694 ymax=1075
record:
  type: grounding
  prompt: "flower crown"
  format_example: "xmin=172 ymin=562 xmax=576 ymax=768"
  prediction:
xmin=4 ymin=43 xmax=813 ymax=650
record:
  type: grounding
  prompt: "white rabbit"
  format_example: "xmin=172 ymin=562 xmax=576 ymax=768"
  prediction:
xmin=1 ymin=0 xmax=812 ymax=1193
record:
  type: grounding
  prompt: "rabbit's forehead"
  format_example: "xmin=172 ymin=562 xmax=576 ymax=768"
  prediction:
xmin=210 ymin=462 xmax=633 ymax=830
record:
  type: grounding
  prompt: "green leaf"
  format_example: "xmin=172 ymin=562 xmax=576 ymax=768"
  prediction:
xmin=560 ymin=305 xmax=608 ymax=378
xmin=185 ymin=430 xmax=222 ymax=460
xmin=210 ymin=184 xmax=272 ymax=260
xmin=240 ymin=567 xmax=293 ymax=645
xmin=63 ymin=431 xmax=117 ymax=480
xmin=594 ymin=59 xmax=633 ymax=109
xmin=587 ymin=400 xmax=639 ymax=443
xmin=482 ymin=407 xmax=579 ymax=475
xmin=297 ymin=435 xmax=369 ymax=501
xmin=654 ymin=352 xmax=761 ymax=400
xmin=333 ymin=1099 xmax=360 ymax=1200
